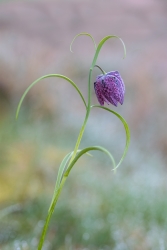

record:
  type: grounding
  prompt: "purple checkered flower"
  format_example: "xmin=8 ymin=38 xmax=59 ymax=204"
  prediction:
xmin=94 ymin=71 xmax=125 ymax=106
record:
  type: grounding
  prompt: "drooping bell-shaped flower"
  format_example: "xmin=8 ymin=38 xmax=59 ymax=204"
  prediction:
xmin=94 ymin=71 xmax=125 ymax=106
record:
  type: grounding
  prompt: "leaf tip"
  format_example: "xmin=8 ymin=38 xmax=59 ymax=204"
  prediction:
xmin=70 ymin=46 xmax=74 ymax=53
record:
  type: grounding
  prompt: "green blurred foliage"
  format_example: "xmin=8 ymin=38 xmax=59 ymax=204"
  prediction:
xmin=0 ymin=110 xmax=167 ymax=250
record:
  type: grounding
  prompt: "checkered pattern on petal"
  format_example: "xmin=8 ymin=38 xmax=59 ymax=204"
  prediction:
xmin=94 ymin=71 xmax=125 ymax=106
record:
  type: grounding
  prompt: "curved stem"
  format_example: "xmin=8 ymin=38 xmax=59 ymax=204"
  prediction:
xmin=94 ymin=65 xmax=106 ymax=75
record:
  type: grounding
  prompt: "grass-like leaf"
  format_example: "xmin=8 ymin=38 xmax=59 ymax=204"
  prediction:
xmin=70 ymin=32 xmax=97 ymax=52
xmin=91 ymin=35 xmax=126 ymax=70
xmin=49 ymin=150 xmax=93 ymax=212
xmin=48 ymin=151 xmax=73 ymax=212
xmin=16 ymin=74 xmax=87 ymax=119
xmin=38 ymin=146 xmax=115 ymax=249
xmin=65 ymin=146 xmax=116 ymax=176
xmin=91 ymin=105 xmax=130 ymax=170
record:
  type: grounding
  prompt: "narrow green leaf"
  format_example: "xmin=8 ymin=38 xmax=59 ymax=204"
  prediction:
xmin=53 ymin=150 xmax=92 ymax=191
xmin=91 ymin=35 xmax=126 ymax=70
xmin=70 ymin=32 xmax=97 ymax=52
xmin=65 ymin=146 xmax=116 ymax=176
xmin=49 ymin=149 xmax=92 ymax=212
xmin=91 ymin=105 xmax=130 ymax=170
xmin=53 ymin=153 xmax=72 ymax=192
xmin=16 ymin=74 xmax=87 ymax=119
xmin=48 ymin=151 xmax=73 ymax=212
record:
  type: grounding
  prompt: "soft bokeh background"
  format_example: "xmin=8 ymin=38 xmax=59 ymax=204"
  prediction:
xmin=0 ymin=0 xmax=167 ymax=249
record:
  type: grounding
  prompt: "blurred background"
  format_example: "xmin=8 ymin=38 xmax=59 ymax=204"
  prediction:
xmin=0 ymin=0 xmax=167 ymax=249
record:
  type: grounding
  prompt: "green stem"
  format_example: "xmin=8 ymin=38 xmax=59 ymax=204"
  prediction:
xmin=37 ymin=34 xmax=101 ymax=249
xmin=68 ymin=109 xmax=90 ymax=164
xmin=68 ymin=68 xmax=93 ymax=165
xmin=38 ymin=176 xmax=67 ymax=250
xmin=94 ymin=65 xmax=106 ymax=75
xmin=38 ymin=117 xmax=90 ymax=250
xmin=37 ymin=34 xmax=127 ymax=249
xmin=38 ymin=108 xmax=91 ymax=250
xmin=37 ymin=66 xmax=93 ymax=250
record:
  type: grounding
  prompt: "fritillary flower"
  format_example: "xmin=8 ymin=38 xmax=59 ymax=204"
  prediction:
xmin=94 ymin=71 xmax=125 ymax=106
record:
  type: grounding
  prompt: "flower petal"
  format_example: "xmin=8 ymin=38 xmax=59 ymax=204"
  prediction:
xmin=94 ymin=71 xmax=125 ymax=106
xmin=94 ymin=82 xmax=104 ymax=106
